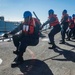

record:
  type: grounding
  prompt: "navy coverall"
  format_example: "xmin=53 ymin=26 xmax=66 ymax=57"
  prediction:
xmin=60 ymin=14 xmax=69 ymax=43
xmin=42 ymin=15 xmax=61 ymax=48
xmin=10 ymin=18 xmax=40 ymax=62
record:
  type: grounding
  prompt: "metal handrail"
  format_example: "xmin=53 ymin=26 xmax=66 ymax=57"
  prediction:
xmin=0 ymin=35 xmax=12 ymax=42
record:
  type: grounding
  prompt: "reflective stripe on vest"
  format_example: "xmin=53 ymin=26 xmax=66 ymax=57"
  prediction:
xmin=23 ymin=25 xmax=29 ymax=33
xmin=22 ymin=18 xmax=35 ymax=34
xmin=49 ymin=14 xmax=59 ymax=26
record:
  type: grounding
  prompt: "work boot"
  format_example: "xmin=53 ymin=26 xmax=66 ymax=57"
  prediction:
xmin=72 ymin=37 xmax=75 ymax=39
xmin=48 ymin=44 xmax=56 ymax=49
xmin=66 ymin=38 xmax=70 ymax=41
xmin=11 ymin=56 xmax=24 ymax=68
xmin=48 ymin=42 xmax=52 ymax=44
xmin=48 ymin=41 xmax=55 ymax=44
xmin=13 ymin=50 xmax=19 ymax=55
xmin=59 ymin=41 xmax=65 ymax=44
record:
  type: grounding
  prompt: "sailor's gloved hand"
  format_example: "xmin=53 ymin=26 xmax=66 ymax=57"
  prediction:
xmin=3 ymin=33 xmax=8 ymax=38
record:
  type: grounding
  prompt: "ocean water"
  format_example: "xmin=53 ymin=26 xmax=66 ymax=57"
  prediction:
xmin=0 ymin=32 xmax=4 ymax=36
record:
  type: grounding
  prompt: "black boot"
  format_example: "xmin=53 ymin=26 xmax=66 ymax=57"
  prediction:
xmin=48 ymin=44 xmax=56 ymax=49
xmin=66 ymin=38 xmax=70 ymax=41
xmin=13 ymin=47 xmax=19 ymax=55
xmin=72 ymin=37 xmax=75 ymax=39
xmin=48 ymin=42 xmax=52 ymax=44
xmin=13 ymin=50 xmax=19 ymax=55
xmin=59 ymin=40 xmax=65 ymax=44
xmin=11 ymin=56 xmax=24 ymax=68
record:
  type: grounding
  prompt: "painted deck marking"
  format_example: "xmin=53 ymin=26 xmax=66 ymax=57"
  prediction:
xmin=0 ymin=58 xmax=3 ymax=65
xmin=42 ymin=38 xmax=49 ymax=41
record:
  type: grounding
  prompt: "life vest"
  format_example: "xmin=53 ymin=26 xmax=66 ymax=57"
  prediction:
xmin=68 ymin=19 xmax=74 ymax=28
xmin=22 ymin=18 xmax=36 ymax=35
xmin=73 ymin=18 xmax=75 ymax=24
xmin=22 ymin=18 xmax=40 ymax=35
xmin=72 ymin=18 xmax=75 ymax=27
xmin=61 ymin=14 xmax=69 ymax=22
xmin=48 ymin=14 xmax=59 ymax=26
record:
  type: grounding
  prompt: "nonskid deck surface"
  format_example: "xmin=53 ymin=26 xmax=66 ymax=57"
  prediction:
xmin=0 ymin=31 xmax=75 ymax=75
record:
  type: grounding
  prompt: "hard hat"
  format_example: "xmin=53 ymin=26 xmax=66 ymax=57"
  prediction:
xmin=72 ymin=14 xmax=75 ymax=17
xmin=48 ymin=9 xmax=54 ymax=15
xmin=23 ymin=11 xmax=32 ymax=18
xmin=62 ymin=9 xmax=67 ymax=14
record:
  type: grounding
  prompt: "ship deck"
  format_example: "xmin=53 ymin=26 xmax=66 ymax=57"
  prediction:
xmin=0 ymin=30 xmax=75 ymax=75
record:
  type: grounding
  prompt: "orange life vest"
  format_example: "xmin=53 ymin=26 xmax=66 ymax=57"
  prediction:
xmin=68 ymin=19 xmax=74 ymax=28
xmin=49 ymin=14 xmax=59 ymax=26
xmin=22 ymin=18 xmax=36 ymax=34
xmin=73 ymin=18 xmax=75 ymax=24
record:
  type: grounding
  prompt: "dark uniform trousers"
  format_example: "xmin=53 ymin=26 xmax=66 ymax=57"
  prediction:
xmin=61 ymin=22 xmax=69 ymax=42
xmin=73 ymin=26 xmax=75 ymax=38
xmin=67 ymin=28 xmax=74 ymax=39
xmin=12 ymin=34 xmax=21 ymax=50
xmin=48 ymin=24 xmax=61 ymax=46
xmin=12 ymin=34 xmax=39 ymax=61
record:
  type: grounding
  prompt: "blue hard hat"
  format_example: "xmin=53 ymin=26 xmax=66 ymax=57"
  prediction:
xmin=63 ymin=9 xmax=67 ymax=14
xmin=48 ymin=9 xmax=54 ymax=15
xmin=72 ymin=14 xmax=75 ymax=17
xmin=23 ymin=11 xmax=32 ymax=18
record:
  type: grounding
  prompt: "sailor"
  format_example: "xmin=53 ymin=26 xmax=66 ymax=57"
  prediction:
xmin=41 ymin=9 xmax=61 ymax=49
xmin=4 ymin=11 xmax=40 ymax=64
xmin=66 ymin=16 xmax=74 ymax=41
xmin=72 ymin=14 xmax=75 ymax=39
xmin=60 ymin=9 xmax=69 ymax=44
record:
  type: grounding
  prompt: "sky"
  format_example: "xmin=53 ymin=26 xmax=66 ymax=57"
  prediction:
xmin=0 ymin=0 xmax=75 ymax=23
